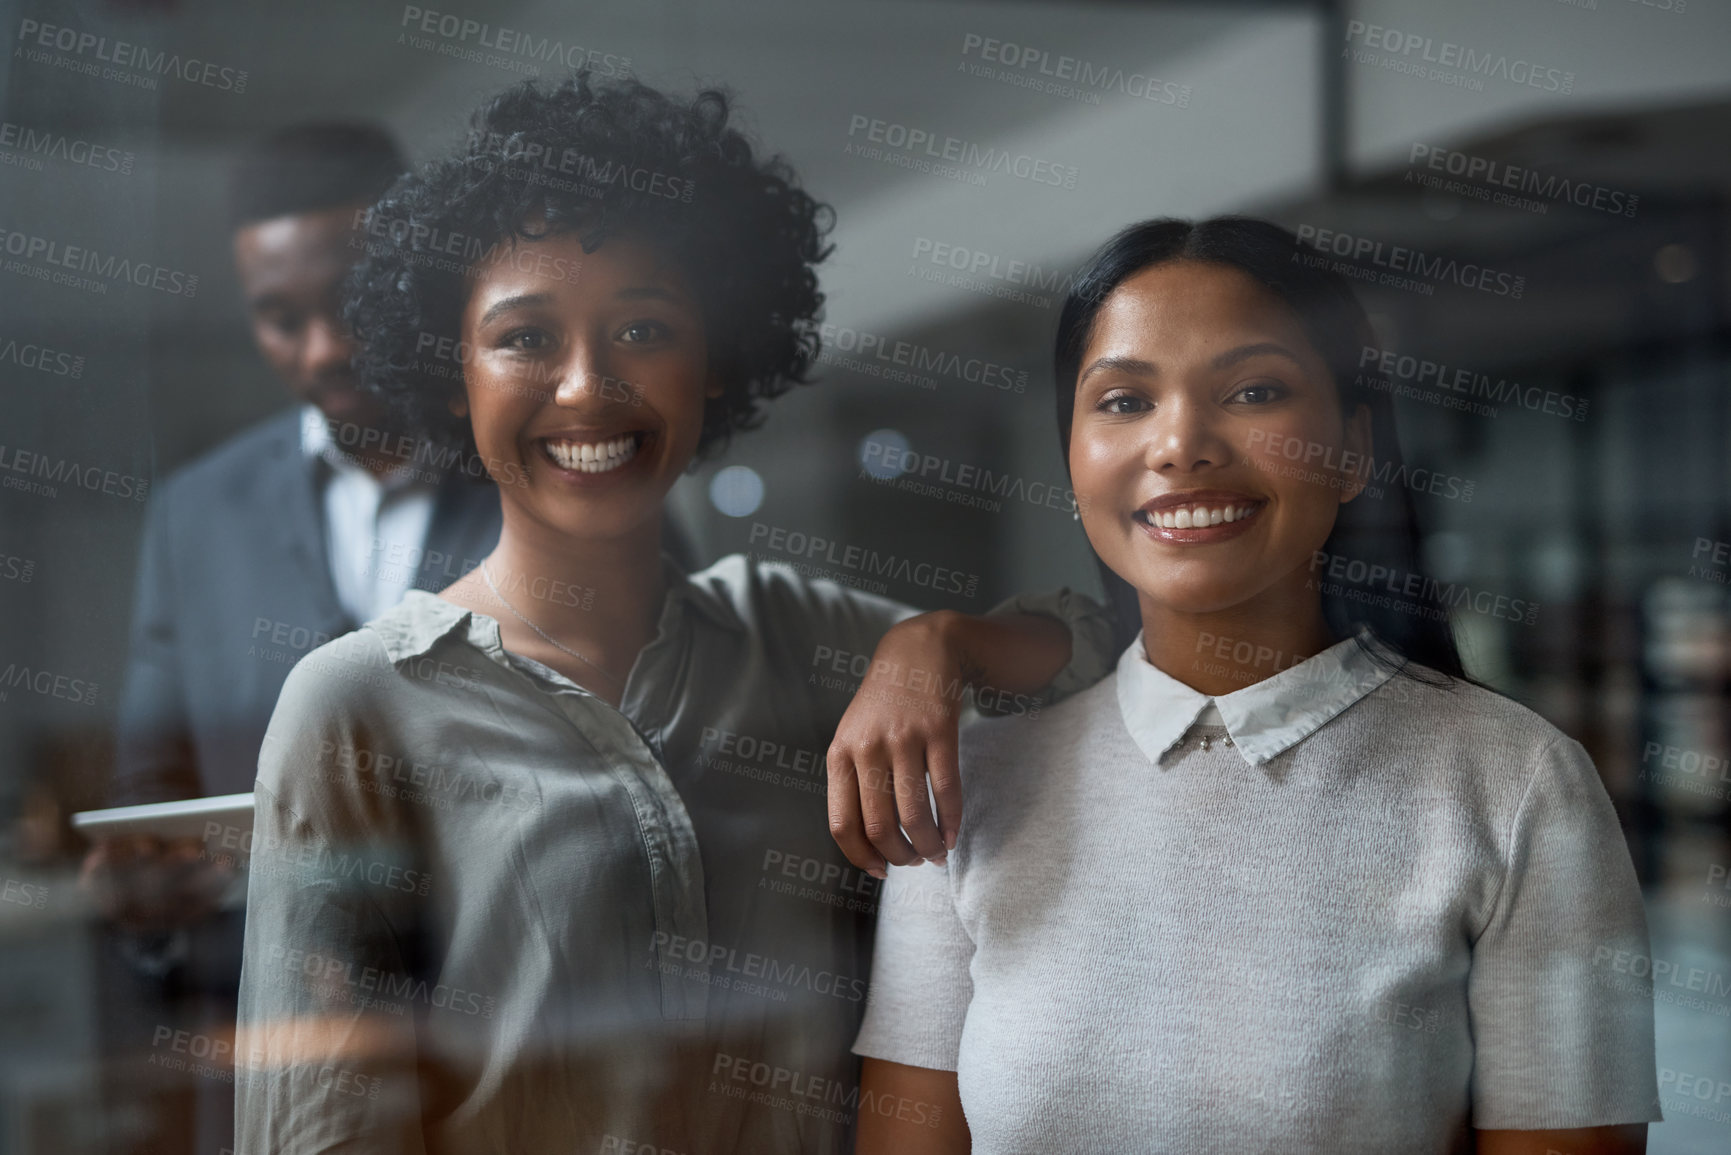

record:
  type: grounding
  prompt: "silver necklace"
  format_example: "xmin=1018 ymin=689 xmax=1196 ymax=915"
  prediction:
xmin=479 ymin=560 xmax=624 ymax=690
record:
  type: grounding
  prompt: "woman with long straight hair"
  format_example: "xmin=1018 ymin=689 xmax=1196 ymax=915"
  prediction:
xmin=851 ymin=217 xmax=1659 ymax=1155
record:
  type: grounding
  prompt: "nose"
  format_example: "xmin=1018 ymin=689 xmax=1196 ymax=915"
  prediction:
xmin=550 ymin=338 xmax=615 ymax=410
xmin=1145 ymin=396 xmax=1231 ymax=475
xmin=303 ymin=315 xmax=356 ymax=380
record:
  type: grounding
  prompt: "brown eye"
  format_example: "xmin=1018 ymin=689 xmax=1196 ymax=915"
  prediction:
xmin=1098 ymin=392 xmax=1150 ymax=415
xmin=502 ymin=328 xmax=551 ymax=351
xmin=619 ymin=320 xmax=671 ymax=344
xmin=1231 ymin=382 xmax=1285 ymax=405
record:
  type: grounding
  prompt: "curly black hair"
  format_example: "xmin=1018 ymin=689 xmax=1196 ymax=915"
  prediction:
xmin=345 ymin=71 xmax=833 ymax=464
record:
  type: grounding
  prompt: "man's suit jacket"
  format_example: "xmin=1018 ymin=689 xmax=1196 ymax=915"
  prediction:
xmin=111 ymin=408 xmax=503 ymax=804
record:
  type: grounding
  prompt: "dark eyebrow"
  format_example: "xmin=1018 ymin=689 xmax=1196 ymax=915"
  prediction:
xmin=1078 ymin=355 xmax=1158 ymax=385
xmin=615 ymin=284 xmax=683 ymax=303
xmin=476 ymin=292 xmax=552 ymax=328
xmin=1211 ymin=342 xmax=1306 ymax=371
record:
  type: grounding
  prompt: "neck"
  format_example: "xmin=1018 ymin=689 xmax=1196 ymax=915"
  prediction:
xmin=1137 ymin=570 xmax=1336 ymax=697
xmin=482 ymin=505 xmax=669 ymax=681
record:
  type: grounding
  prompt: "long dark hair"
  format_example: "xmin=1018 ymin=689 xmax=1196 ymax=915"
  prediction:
xmin=1053 ymin=216 xmax=1467 ymax=681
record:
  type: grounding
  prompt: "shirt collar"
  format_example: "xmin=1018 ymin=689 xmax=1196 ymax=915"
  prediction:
xmin=299 ymin=404 xmax=341 ymax=464
xmin=1115 ymin=628 xmax=1394 ymax=767
xmin=368 ymin=554 xmax=746 ymax=665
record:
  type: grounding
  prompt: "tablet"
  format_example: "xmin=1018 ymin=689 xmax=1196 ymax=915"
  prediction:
xmin=71 ymin=793 xmax=255 ymax=846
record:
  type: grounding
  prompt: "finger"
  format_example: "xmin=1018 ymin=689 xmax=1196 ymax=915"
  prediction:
xmin=890 ymin=737 xmax=946 ymax=864
xmin=925 ymin=727 xmax=963 ymax=852
xmin=79 ymin=843 xmax=123 ymax=916
xmin=827 ymin=748 xmax=887 ymax=878
xmin=856 ymin=748 xmax=922 ymax=869
xmin=79 ymin=840 xmax=112 ymax=885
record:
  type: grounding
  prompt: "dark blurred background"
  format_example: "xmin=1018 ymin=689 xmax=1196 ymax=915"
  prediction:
xmin=2 ymin=0 xmax=1729 ymax=1151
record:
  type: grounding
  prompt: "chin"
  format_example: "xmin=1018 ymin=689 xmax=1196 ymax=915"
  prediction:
xmin=1128 ymin=573 xmax=1260 ymax=618
xmin=314 ymin=391 xmax=372 ymax=422
xmin=1158 ymin=595 xmax=1257 ymax=618
xmin=532 ymin=492 xmax=663 ymax=540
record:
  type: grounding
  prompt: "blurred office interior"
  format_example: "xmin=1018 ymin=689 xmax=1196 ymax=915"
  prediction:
xmin=1 ymin=0 xmax=1728 ymax=1150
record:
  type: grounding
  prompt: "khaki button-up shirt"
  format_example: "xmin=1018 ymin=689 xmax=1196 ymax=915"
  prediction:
xmin=235 ymin=554 xmax=1110 ymax=1154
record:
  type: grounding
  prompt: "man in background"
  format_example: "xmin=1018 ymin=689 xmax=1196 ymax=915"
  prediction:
xmin=109 ymin=122 xmax=503 ymax=812
xmin=82 ymin=123 xmax=503 ymax=1155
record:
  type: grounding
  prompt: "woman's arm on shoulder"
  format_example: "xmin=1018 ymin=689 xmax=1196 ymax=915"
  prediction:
xmin=1476 ymin=1124 xmax=1645 ymax=1154
xmin=738 ymin=557 xmax=1112 ymax=872
xmin=827 ymin=609 xmax=1079 ymax=874
xmin=856 ymin=1058 xmax=969 ymax=1155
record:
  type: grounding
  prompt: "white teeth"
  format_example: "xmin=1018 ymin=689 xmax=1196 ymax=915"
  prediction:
xmin=1149 ymin=502 xmax=1255 ymax=529
xmin=544 ymin=434 xmax=639 ymax=473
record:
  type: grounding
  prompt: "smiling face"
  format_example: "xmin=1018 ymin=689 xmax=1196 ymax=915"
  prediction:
xmin=458 ymin=228 xmax=718 ymax=544
xmin=1069 ymin=260 xmax=1371 ymax=621
xmin=233 ymin=203 xmax=380 ymax=425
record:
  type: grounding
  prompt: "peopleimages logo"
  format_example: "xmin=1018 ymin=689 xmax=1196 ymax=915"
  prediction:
xmin=1309 ymin=549 xmax=1539 ymax=626
xmin=465 ymin=132 xmax=695 ymax=203
xmin=1358 ymin=345 xmax=1587 ymax=423
xmin=0 ymin=662 xmax=99 ymax=706
xmin=0 ymin=121 xmax=134 ymax=176
xmin=749 ymin=522 xmax=981 ymax=599
xmin=957 ymin=32 xmax=1191 ymax=109
xmin=908 ymin=236 xmax=1073 ymax=309
xmin=651 ymin=931 xmax=868 ymax=1003
xmin=0 ymin=227 xmax=198 ymax=298
xmin=1295 ymin=225 xmax=1524 ymax=300
xmin=264 ymin=943 xmax=496 ymax=1018
xmin=709 ymin=1051 xmax=946 ymax=1129
xmin=0 ymin=444 xmax=149 ymax=502
xmin=1407 ymin=144 xmax=1637 ymax=219
xmin=844 ymin=114 xmax=1079 ymax=189
xmin=15 ymin=18 xmax=248 ymax=92
xmin=353 ymin=208 xmax=583 ymax=286
xmin=0 ymin=334 xmax=84 ymax=378
xmin=397 ymin=6 xmax=631 ymax=77
xmin=1342 ymin=20 xmax=1574 ymax=94
xmin=1244 ymin=429 xmax=1476 ymax=503
xmin=861 ymin=440 xmax=1081 ymax=517
xmin=811 ymin=321 xmax=1028 ymax=394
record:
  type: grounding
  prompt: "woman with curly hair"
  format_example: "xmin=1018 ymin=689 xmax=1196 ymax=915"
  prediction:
xmin=232 ymin=72 xmax=1110 ymax=1154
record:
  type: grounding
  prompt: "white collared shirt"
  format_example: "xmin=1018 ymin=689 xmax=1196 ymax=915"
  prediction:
xmin=301 ymin=406 xmax=437 ymax=625
xmin=1116 ymin=627 xmax=1395 ymax=766
xmin=856 ymin=631 xmax=1659 ymax=1152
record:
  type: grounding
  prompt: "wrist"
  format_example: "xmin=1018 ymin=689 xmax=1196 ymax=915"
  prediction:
xmin=927 ymin=610 xmax=985 ymax=686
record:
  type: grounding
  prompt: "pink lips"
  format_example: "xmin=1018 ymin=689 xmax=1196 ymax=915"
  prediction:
xmin=1134 ymin=491 xmax=1266 ymax=545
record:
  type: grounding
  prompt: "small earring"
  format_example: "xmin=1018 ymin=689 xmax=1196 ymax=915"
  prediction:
xmin=1072 ymin=508 xmax=1080 ymax=521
